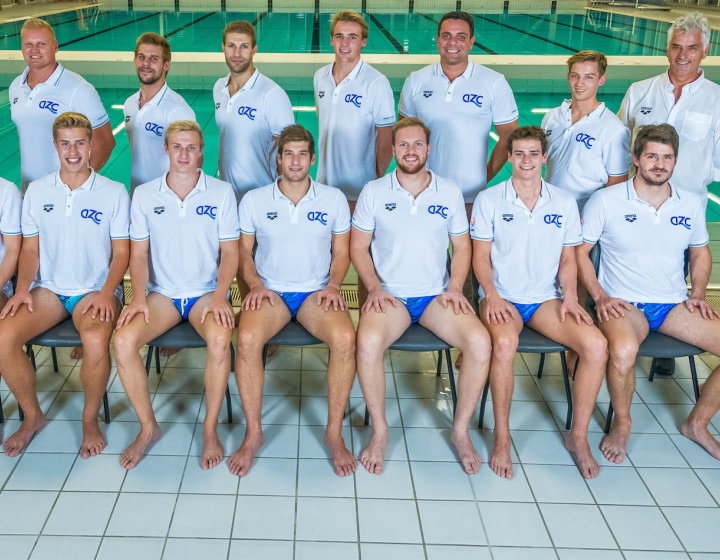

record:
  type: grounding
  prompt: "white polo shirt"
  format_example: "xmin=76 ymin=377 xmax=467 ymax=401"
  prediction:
xmin=314 ymin=59 xmax=396 ymax=200
xmin=352 ymin=170 xmax=468 ymax=298
xmin=123 ymin=84 xmax=195 ymax=195
xmin=214 ymin=70 xmax=295 ymax=201
xmin=542 ymin=101 xmax=631 ymax=209
xmin=130 ymin=171 xmax=240 ymax=299
xmin=471 ymin=179 xmax=582 ymax=304
xmin=21 ymin=170 xmax=129 ymax=299
xmin=582 ymin=179 xmax=708 ymax=304
xmin=10 ymin=64 xmax=110 ymax=192
xmin=0 ymin=178 xmax=22 ymax=297
xmin=239 ymin=180 xmax=350 ymax=293
xmin=618 ymin=71 xmax=720 ymax=195
xmin=398 ymin=61 xmax=519 ymax=202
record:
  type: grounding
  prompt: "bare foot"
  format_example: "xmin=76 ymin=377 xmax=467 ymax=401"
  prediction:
xmin=451 ymin=428 xmax=482 ymax=474
xmin=265 ymin=344 xmax=278 ymax=360
xmin=489 ymin=432 xmax=513 ymax=478
xmin=566 ymin=350 xmax=579 ymax=377
xmin=159 ymin=347 xmax=180 ymax=357
xmin=227 ymin=429 xmax=264 ymax=476
xmin=564 ymin=433 xmax=600 ymax=479
xmin=359 ymin=428 xmax=388 ymax=474
xmin=120 ymin=424 xmax=161 ymax=469
xmin=599 ymin=423 xmax=631 ymax=464
xmin=70 ymin=345 xmax=84 ymax=360
xmin=80 ymin=419 xmax=106 ymax=459
xmin=681 ymin=419 xmax=720 ymax=460
xmin=201 ymin=428 xmax=225 ymax=470
xmin=3 ymin=415 xmax=46 ymax=457
xmin=454 ymin=351 xmax=463 ymax=370
xmin=324 ymin=431 xmax=356 ymax=476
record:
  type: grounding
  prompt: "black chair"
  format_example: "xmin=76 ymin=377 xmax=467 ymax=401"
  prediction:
xmin=478 ymin=327 xmax=573 ymax=431
xmin=24 ymin=318 xmax=111 ymax=424
xmin=144 ymin=322 xmax=235 ymax=423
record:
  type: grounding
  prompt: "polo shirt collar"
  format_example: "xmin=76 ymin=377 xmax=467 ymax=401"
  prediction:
xmin=223 ymin=68 xmax=261 ymax=97
xmin=55 ymin=168 xmax=97 ymax=192
xmin=159 ymin=170 xmax=208 ymax=197
xmin=389 ymin=169 xmax=439 ymax=194
xmin=140 ymin=83 xmax=169 ymax=107
xmin=434 ymin=60 xmax=474 ymax=83
xmin=663 ymin=69 xmax=706 ymax=94
xmin=328 ymin=59 xmax=364 ymax=83
xmin=272 ymin=177 xmax=318 ymax=202
xmin=504 ymin=178 xmax=551 ymax=208
xmin=22 ymin=62 xmax=64 ymax=88
xmin=561 ymin=99 xmax=607 ymax=121
xmin=626 ymin=178 xmax=680 ymax=204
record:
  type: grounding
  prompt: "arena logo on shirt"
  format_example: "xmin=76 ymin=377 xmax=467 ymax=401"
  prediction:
xmin=428 ymin=205 xmax=448 ymax=219
xmin=267 ymin=212 xmax=278 ymax=220
xmin=215 ymin=103 xmax=221 ymax=110
xmin=12 ymin=97 xmax=17 ymax=105
xmin=318 ymin=91 xmax=325 ymax=99
xmin=462 ymin=93 xmax=483 ymax=108
xmin=43 ymin=204 xmax=54 ymax=213
xmin=344 ymin=94 xmax=362 ymax=108
xmin=575 ymin=133 xmax=595 ymax=149
xmin=543 ymin=214 xmax=563 ymax=228
xmin=145 ymin=122 xmax=164 ymax=137
xmin=38 ymin=100 xmax=59 ymax=114
xmin=423 ymin=90 xmax=433 ymax=98
xmin=625 ymin=214 xmax=637 ymax=223
xmin=307 ymin=211 xmax=328 ymax=226
xmin=502 ymin=213 xmax=514 ymax=222
xmin=81 ymin=209 xmax=103 ymax=225
xmin=237 ymin=106 xmax=256 ymax=120
xmin=670 ymin=215 xmax=692 ymax=230
xmin=385 ymin=203 xmax=397 ymax=212
xmin=196 ymin=205 xmax=217 ymax=219
xmin=640 ymin=106 xmax=652 ymax=115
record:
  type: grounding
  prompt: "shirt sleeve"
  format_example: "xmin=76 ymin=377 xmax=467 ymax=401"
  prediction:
xmin=397 ymin=75 xmax=416 ymax=118
xmin=616 ymin=88 xmax=633 ymax=130
xmin=332 ymin=190 xmax=351 ymax=234
xmin=580 ymin=190 xmax=606 ymax=244
xmin=218 ymin=184 xmax=241 ymax=241
xmin=0 ymin=182 xmax=22 ymax=236
xmin=129 ymin=192 xmax=150 ymax=241
xmin=563 ymin=197 xmax=583 ymax=246
xmin=448 ymin=187 xmax=469 ymax=236
xmin=72 ymin=81 xmax=109 ymax=128
xmin=266 ymin=86 xmax=295 ymax=137
xmin=689 ymin=196 xmax=710 ymax=247
xmin=238 ymin=193 xmax=256 ymax=235
xmin=351 ymin=184 xmax=375 ymax=232
xmin=605 ymin=125 xmax=632 ymax=177
xmin=469 ymin=191 xmax=494 ymax=241
xmin=21 ymin=185 xmax=39 ymax=237
xmin=491 ymin=76 xmax=519 ymax=126
xmin=371 ymin=75 xmax=396 ymax=128
xmin=169 ymin=103 xmax=196 ymax=124
xmin=110 ymin=184 xmax=130 ymax=240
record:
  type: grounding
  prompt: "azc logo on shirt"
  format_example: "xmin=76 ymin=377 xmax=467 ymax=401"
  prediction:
xmin=671 ymin=216 xmax=692 ymax=230
xmin=145 ymin=122 xmax=164 ymax=137
xmin=462 ymin=94 xmax=483 ymax=108
xmin=39 ymin=100 xmax=59 ymax=114
xmin=196 ymin=205 xmax=217 ymax=219
xmin=575 ymin=133 xmax=595 ymax=149
xmin=237 ymin=106 xmax=257 ymax=120
xmin=307 ymin=211 xmax=328 ymax=226
xmin=544 ymin=214 xmax=563 ymax=228
xmin=344 ymin=94 xmax=362 ymax=108
xmin=80 ymin=209 xmax=103 ymax=225
xmin=428 ymin=205 xmax=448 ymax=219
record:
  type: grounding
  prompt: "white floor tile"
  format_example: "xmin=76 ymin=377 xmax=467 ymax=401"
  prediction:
xmin=164 ymin=348 xmax=208 ymax=369
xmin=263 ymin=347 xmax=302 ymax=371
xmin=0 ymin=535 xmax=36 ymax=560
xmin=639 ymin=467 xmax=715 ymax=506
xmin=647 ymin=403 xmax=697 ymax=435
xmin=296 ymin=497 xmax=357 ymax=541
xmin=179 ymin=458 xmax=239 ymax=494
xmin=360 ymin=543 xmax=425 ymax=560
xmin=0 ymin=443 xmax=21 ymax=486
xmin=671 ymin=434 xmax=720 ymax=468
xmin=169 ymin=494 xmax=235 ymax=539
xmin=394 ymin=372 xmax=450 ymax=399
xmin=511 ymin=430 xmax=574 ymax=465
xmin=357 ymin=498 xmax=421 ymax=543
xmin=556 ymin=550 xmax=623 ymax=560
xmin=299 ymin=395 xmax=349 ymax=426
xmin=426 ymin=545 xmax=491 ymax=559
xmin=228 ymin=539 xmax=294 ymax=559
xmin=295 ymin=541 xmax=359 ymax=560
xmin=348 ymin=397 xmax=402 ymax=427
xmin=122 ymin=455 xmax=186 ymax=493
xmin=301 ymin=347 xmax=330 ymax=372
xmin=252 ymin=423 xmax=299 ymax=458
xmin=300 ymin=370 xmax=328 ymax=396
xmin=44 ymin=391 xmax=89 ymax=420
xmin=43 ymin=491 xmax=116 ymax=536
xmin=151 ymin=392 xmax=202 ymax=423
xmin=508 ymin=401 xmax=559 ymax=431
xmin=410 ymin=461 xmax=474 ymax=500
xmin=397 ymin=397 xmax=453 ymax=429
xmin=624 ymin=553 xmax=691 ymax=560
xmin=533 ymin=373 xmax=574 ymax=403
xmin=188 ymin=421 xmax=243 ymax=459
xmin=524 ymin=464 xmax=594 ymax=503
xmin=627 ymin=434 xmax=688 ymax=468
xmin=297 ymin=458 xmax=355 ymax=497
xmin=695 ymin=469 xmax=720 ymax=503
xmin=95 ymin=536 xmax=164 ymax=560
xmin=106 ymin=493 xmax=176 ymax=537
xmin=490 ymin=547 xmax=558 ymax=559
xmin=237 ymin=457 xmax=297 ymax=496
xmin=162 ymin=538 xmax=229 ymax=558
xmin=146 ymin=422 xmax=196 ymax=456
xmin=540 ymin=503 xmax=616 ymax=549
xmin=586 ymin=466 xmax=655 ymax=505
xmin=470 ymin=463 xmax=534 ymax=502
xmin=627 ymin=403 xmax=666 ymax=434
xmin=233 ymin=495 xmax=295 ymax=540
xmin=155 ymin=368 xmax=206 ymax=394
xmin=5 ymin=453 xmax=75 ymax=491
xmin=25 ymin=420 xmax=83 ymax=453
xmin=298 ymin=424 xmax=351 ymax=459
xmin=355 ymin=460 xmax=414 ymax=499
xmin=264 ymin=369 xmax=301 ymax=396
xmin=480 ymin=502 xmax=552 ymax=547
xmin=403 ymin=427 xmax=456 ymax=462
xmin=0 ymin=490 xmax=57 ymax=534
xmin=663 ymin=506 xmax=720 ymax=553
xmin=634 ymin=378 xmax=693 ymax=405
xmin=349 ymin=369 xmax=395 ymax=399
xmin=262 ymin=395 xmax=300 ymax=424
xmin=418 ymin=500 xmax=486 ymax=545
xmin=601 ymin=505 xmax=683 ymax=551
xmin=352 ymin=426 xmax=408 ymax=461
xmin=30 ymin=535 xmax=100 ymax=560
xmin=63 ymin=454 xmax=127 ymax=492
xmin=391 ymin=351 xmax=446 ymax=374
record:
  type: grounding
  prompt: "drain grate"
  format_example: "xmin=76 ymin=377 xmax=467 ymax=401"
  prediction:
xmin=341 ymin=285 xmax=359 ymax=309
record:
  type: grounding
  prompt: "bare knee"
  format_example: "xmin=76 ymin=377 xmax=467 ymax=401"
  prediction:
xmin=356 ymin=328 xmax=387 ymax=364
xmin=236 ymin=327 xmax=265 ymax=355
xmin=327 ymin=327 xmax=356 ymax=357
xmin=608 ymin=339 xmax=639 ymax=373
xmin=489 ymin=331 xmax=516 ymax=363
xmin=113 ymin=330 xmax=143 ymax=363
xmin=206 ymin=328 xmax=232 ymax=360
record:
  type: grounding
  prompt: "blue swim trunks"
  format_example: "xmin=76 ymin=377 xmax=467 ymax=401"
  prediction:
xmin=629 ymin=302 xmax=677 ymax=331
xmin=276 ymin=291 xmax=314 ymax=318
xmin=57 ymin=294 xmax=87 ymax=315
xmin=511 ymin=302 xmax=543 ymax=324
xmin=398 ymin=295 xmax=438 ymax=323
xmin=172 ymin=297 xmax=201 ymax=320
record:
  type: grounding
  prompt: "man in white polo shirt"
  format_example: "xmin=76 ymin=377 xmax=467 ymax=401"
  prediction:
xmin=10 ymin=18 xmax=115 ymax=192
xmin=214 ymin=20 xmax=294 ymax=202
xmin=352 ymin=117 xmax=491 ymax=476
xmin=398 ymin=11 xmax=518 ymax=212
xmin=578 ymin=124 xmax=720 ymax=465
xmin=0 ymin=112 xmax=129 ymax=458
xmin=114 ymin=120 xmax=240 ymax=471
xmin=314 ymin=10 xmax=395 ymax=205
xmin=0 ymin=178 xmax=22 ymax=310
xmin=124 ymin=32 xmax=195 ymax=195
xmin=542 ymin=50 xmax=630 ymax=212
xmin=231 ymin=124 xmax=356 ymax=477
xmin=472 ymin=125 xmax=608 ymax=480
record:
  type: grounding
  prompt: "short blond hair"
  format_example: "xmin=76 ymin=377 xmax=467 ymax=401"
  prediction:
xmin=135 ymin=32 xmax=171 ymax=63
xmin=52 ymin=112 xmax=92 ymax=141
xmin=566 ymin=50 xmax=607 ymax=77
xmin=392 ymin=117 xmax=431 ymax=145
xmin=21 ymin=17 xmax=55 ymax=42
xmin=164 ymin=120 xmax=203 ymax=147
xmin=330 ymin=11 xmax=368 ymax=40
xmin=223 ymin=20 xmax=256 ymax=46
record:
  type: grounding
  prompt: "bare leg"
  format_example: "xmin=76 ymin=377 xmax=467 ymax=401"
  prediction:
xmin=229 ymin=298 xmax=290 ymax=476
xmin=598 ymin=307 xmax=648 ymax=464
xmin=0 ymin=288 xmax=68 ymax=455
xmin=73 ymin=293 xmax=121 ymax=459
xmin=297 ymin=293 xmax=357 ymax=476
xmin=527 ymin=300 xmax=608 ymax=478
xmin=188 ymin=293 xmax=233 ymax=470
xmin=114 ymin=293 xmax=182 ymax=469
xmin=356 ymin=304 xmax=410 ymax=474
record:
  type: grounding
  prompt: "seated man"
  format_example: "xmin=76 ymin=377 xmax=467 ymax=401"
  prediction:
xmin=0 ymin=112 xmax=129 ymax=458
xmin=232 ymin=124 xmax=356 ymax=477
xmin=352 ymin=117 xmax=491 ymax=475
xmin=114 ymin=120 xmax=240 ymax=471
xmin=578 ymin=123 xmax=720 ymax=463
xmin=472 ymin=125 xmax=608 ymax=480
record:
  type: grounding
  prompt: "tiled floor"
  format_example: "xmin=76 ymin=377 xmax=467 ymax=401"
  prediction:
xmin=1 ymin=339 xmax=720 ymax=559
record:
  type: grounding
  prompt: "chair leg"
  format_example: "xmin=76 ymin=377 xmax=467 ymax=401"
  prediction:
xmin=102 ymin=391 xmax=110 ymax=424
xmin=26 ymin=345 xmax=36 ymax=371
xmin=537 ymin=353 xmax=545 ymax=379
xmin=445 ymin=349 xmax=457 ymax=416
xmin=560 ymin=351 xmax=573 ymax=430
xmin=436 ymin=350 xmax=442 ymax=378
xmin=0 ymin=397 xmax=4 ymax=424
xmin=478 ymin=381 xmax=490 ymax=429
xmin=144 ymin=347 xmax=153 ymax=375
xmin=18 ymin=404 xmax=24 ymax=422
xmin=648 ymin=357 xmax=658 ymax=383
xmin=51 ymin=347 xmax=59 ymax=372
xmin=689 ymin=356 xmax=700 ymax=401
xmin=154 ymin=346 xmax=161 ymax=375
xmin=230 ymin=344 xmax=236 ymax=374
xmin=225 ymin=385 xmax=233 ymax=423
xmin=364 ymin=406 xmax=370 ymax=426
xmin=603 ymin=402 xmax=614 ymax=434
xmin=262 ymin=345 xmax=268 ymax=368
